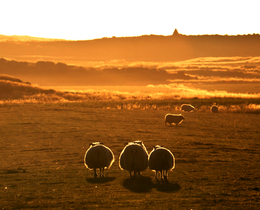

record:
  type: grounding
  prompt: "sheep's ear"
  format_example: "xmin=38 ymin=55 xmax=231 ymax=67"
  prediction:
xmin=154 ymin=145 xmax=161 ymax=149
xmin=134 ymin=140 xmax=142 ymax=145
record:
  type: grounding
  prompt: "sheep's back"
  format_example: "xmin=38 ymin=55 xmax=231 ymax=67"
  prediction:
xmin=165 ymin=114 xmax=183 ymax=124
xmin=149 ymin=148 xmax=175 ymax=171
xmin=85 ymin=145 xmax=114 ymax=169
xmin=119 ymin=144 xmax=148 ymax=171
xmin=211 ymin=105 xmax=218 ymax=113
xmin=181 ymin=104 xmax=195 ymax=112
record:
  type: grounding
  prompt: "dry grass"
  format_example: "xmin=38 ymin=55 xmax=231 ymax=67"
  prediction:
xmin=0 ymin=103 xmax=259 ymax=209
xmin=1 ymin=77 xmax=260 ymax=114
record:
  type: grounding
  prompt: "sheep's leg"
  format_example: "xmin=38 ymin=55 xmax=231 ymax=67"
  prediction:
xmin=155 ymin=171 xmax=161 ymax=180
xmin=99 ymin=168 xmax=103 ymax=178
xmin=94 ymin=168 xmax=97 ymax=178
xmin=160 ymin=170 xmax=163 ymax=180
xmin=133 ymin=171 xmax=140 ymax=179
xmin=134 ymin=171 xmax=137 ymax=179
xmin=103 ymin=168 xmax=105 ymax=177
xmin=137 ymin=171 xmax=140 ymax=178
xmin=163 ymin=170 xmax=168 ymax=180
xmin=129 ymin=170 xmax=133 ymax=179
xmin=155 ymin=171 xmax=158 ymax=179
xmin=101 ymin=167 xmax=104 ymax=177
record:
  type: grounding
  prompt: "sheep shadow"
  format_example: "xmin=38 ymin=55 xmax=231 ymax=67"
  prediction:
xmin=154 ymin=179 xmax=181 ymax=193
xmin=123 ymin=176 xmax=181 ymax=193
xmin=86 ymin=177 xmax=116 ymax=184
xmin=122 ymin=176 xmax=153 ymax=193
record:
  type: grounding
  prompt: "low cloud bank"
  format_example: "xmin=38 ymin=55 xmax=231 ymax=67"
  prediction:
xmin=1 ymin=57 xmax=260 ymax=86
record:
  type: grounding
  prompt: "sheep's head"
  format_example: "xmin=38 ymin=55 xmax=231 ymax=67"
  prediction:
xmin=134 ymin=140 xmax=143 ymax=145
xmin=89 ymin=142 xmax=103 ymax=147
xmin=154 ymin=145 xmax=162 ymax=150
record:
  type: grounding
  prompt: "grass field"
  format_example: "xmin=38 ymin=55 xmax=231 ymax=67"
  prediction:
xmin=0 ymin=102 xmax=260 ymax=209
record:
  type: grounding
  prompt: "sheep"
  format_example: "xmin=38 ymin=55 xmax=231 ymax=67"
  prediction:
xmin=211 ymin=105 xmax=219 ymax=113
xmin=84 ymin=142 xmax=115 ymax=178
xmin=181 ymin=104 xmax=195 ymax=112
xmin=119 ymin=141 xmax=149 ymax=179
xmin=148 ymin=145 xmax=175 ymax=181
xmin=165 ymin=114 xmax=185 ymax=126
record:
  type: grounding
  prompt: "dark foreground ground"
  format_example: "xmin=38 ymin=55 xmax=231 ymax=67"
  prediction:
xmin=0 ymin=103 xmax=259 ymax=209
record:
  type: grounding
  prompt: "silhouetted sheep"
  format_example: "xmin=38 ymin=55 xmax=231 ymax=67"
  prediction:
xmin=181 ymin=104 xmax=195 ymax=112
xmin=165 ymin=114 xmax=185 ymax=126
xmin=148 ymin=145 xmax=175 ymax=180
xmin=119 ymin=141 xmax=148 ymax=179
xmin=84 ymin=142 xmax=115 ymax=178
xmin=211 ymin=105 xmax=219 ymax=113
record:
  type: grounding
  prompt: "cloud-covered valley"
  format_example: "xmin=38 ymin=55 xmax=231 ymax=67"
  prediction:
xmin=1 ymin=57 xmax=260 ymax=87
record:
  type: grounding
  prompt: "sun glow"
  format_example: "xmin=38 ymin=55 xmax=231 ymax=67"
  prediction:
xmin=1 ymin=0 xmax=259 ymax=40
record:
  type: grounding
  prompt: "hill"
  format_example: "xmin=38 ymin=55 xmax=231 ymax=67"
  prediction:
xmin=0 ymin=58 xmax=193 ymax=86
xmin=1 ymin=56 xmax=260 ymax=87
xmin=0 ymin=34 xmax=64 ymax=42
xmin=1 ymin=33 xmax=260 ymax=63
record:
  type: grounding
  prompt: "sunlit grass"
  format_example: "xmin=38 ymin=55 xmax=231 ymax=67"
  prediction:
xmin=1 ymin=75 xmax=260 ymax=113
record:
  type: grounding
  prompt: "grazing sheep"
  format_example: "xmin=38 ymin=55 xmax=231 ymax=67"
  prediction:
xmin=119 ymin=141 xmax=149 ymax=179
xmin=148 ymin=145 xmax=175 ymax=180
xmin=84 ymin=142 xmax=115 ymax=178
xmin=211 ymin=105 xmax=219 ymax=113
xmin=181 ymin=104 xmax=195 ymax=112
xmin=165 ymin=114 xmax=185 ymax=126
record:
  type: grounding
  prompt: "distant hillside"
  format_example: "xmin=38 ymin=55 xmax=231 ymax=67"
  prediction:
xmin=0 ymin=75 xmax=55 ymax=100
xmin=0 ymin=74 xmax=31 ymax=85
xmin=1 ymin=33 xmax=260 ymax=62
xmin=0 ymin=58 xmax=189 ymax=86
xmin=0 ymin=34 xmax=64 ymax=42
xmin=0 ymin=75 xmax=112 ymax=101
xmin=1 ymin=56 xmax=260 ymax=86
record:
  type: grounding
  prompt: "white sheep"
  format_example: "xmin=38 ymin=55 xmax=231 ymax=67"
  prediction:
xmin=165 ymin=114 xmax=185 ymax=126
xmin=119 ymin=141 xmax=149 ymax=179
xmin=211 ymin=105 xmax=219 ymax=113
xmin=84 ymin=142 xmax=115 ymax=178
xmin=148 ymin=145 xmax=175 ymax=180
xmin=181 ymin=104 xmax=195 ymax=112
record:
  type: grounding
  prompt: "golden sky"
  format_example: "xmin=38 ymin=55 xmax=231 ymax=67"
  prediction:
xmin=1 ymin=0 xmax=259 ymax=40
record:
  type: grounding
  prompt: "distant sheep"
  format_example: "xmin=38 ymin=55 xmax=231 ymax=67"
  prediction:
xmin=119 ymin=141 xmax=149 ymax=178
xmin=148 ymin=145 xmax=175 ymax=180
xmin=165 ymin=114 xmax=185 ymax=126
xmin=211 ymin=105 xmax=219 ymax=113
xmin=84 ymin=142 xmax=115 ymax=178
xmin=181 ymin=104 xmax=195 ymax=112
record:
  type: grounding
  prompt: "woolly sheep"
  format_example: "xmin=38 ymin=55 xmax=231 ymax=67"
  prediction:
xmin=119 ymin=141 xmax=149 ymax=179
xmin=211 ymin=105 xmax=219 ymax=113
xmin=148 ymin=145 xmax=175 ymax=180
xmin=165 ymin=114 xmax=185 ymax=126
xmin=181 ymin=104 xmax=195 ymax=112
xmin=84 ymin=142 xmax=115 ymax=178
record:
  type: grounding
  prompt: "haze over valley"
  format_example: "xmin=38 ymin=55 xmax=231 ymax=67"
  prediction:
xmin=1 ymin=32 xmax=260 ymax=103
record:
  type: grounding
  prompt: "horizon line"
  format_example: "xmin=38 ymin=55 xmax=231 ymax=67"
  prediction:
xmin=1 ymin=31 xmax=260 ymax=42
